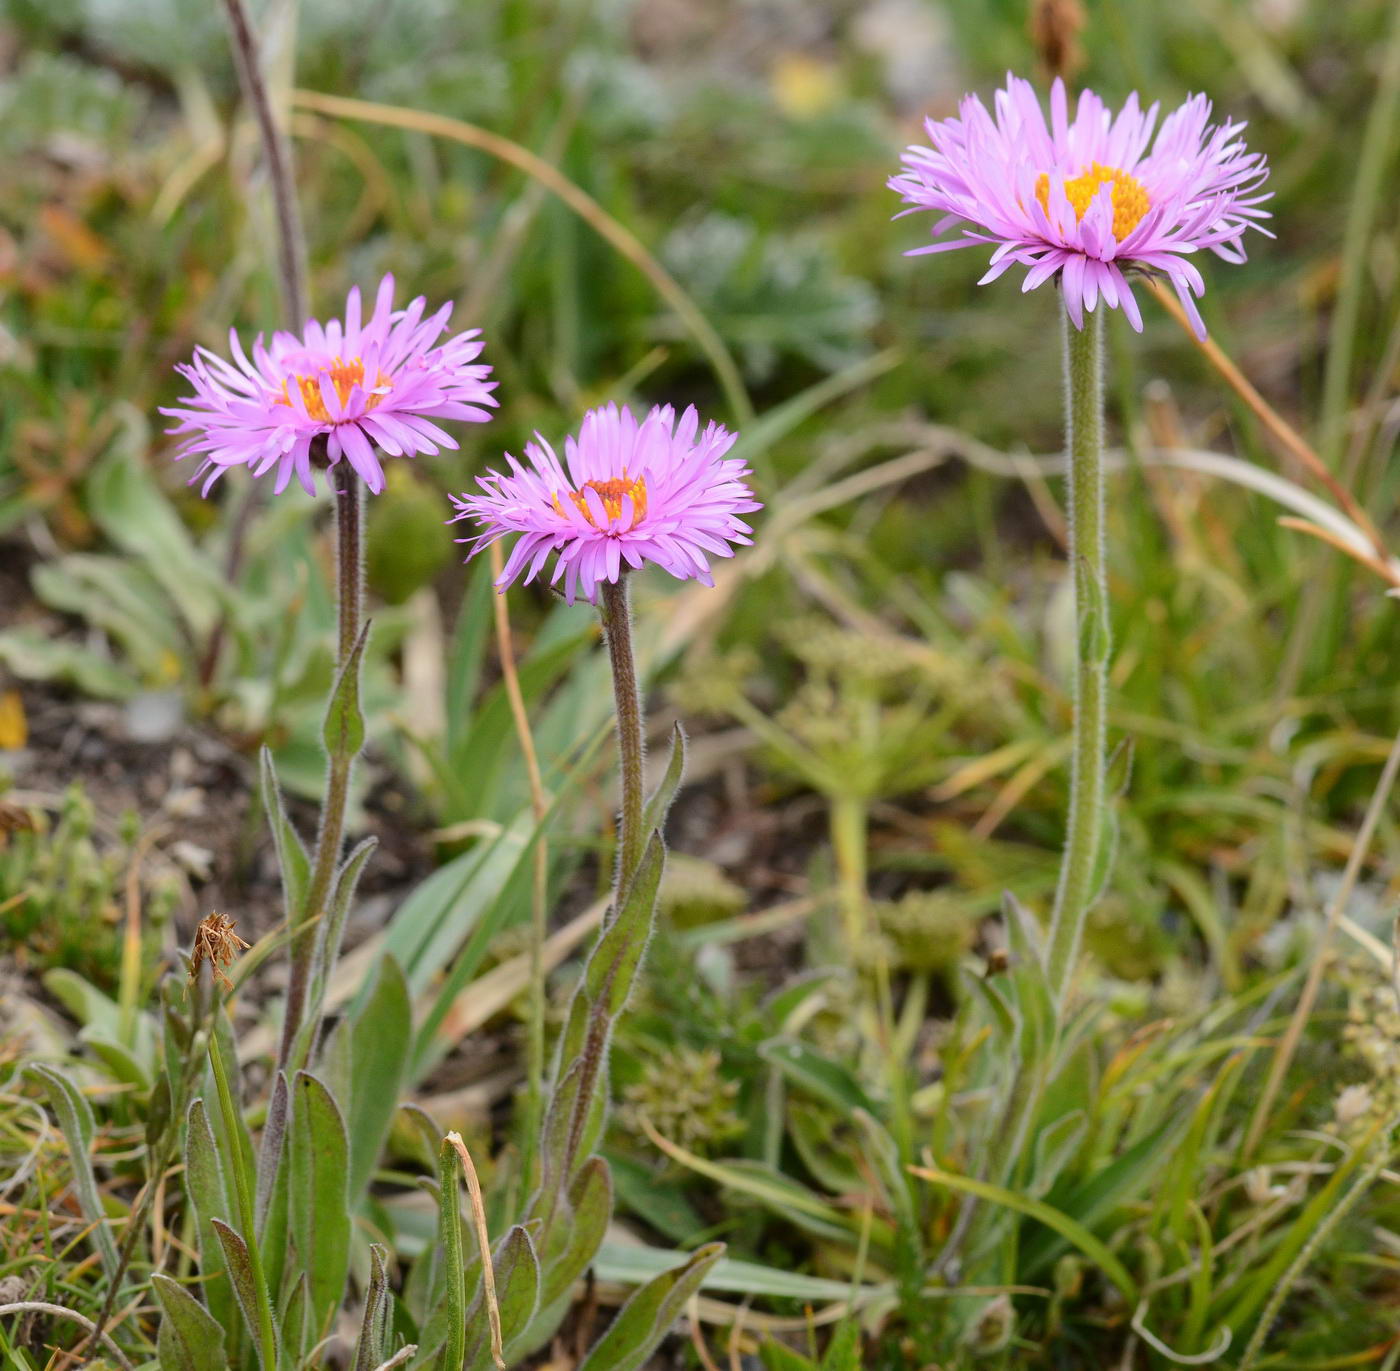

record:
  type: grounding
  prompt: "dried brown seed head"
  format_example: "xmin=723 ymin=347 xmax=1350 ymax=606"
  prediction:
xmin=188 ymin=911 xmax=250 ymax=992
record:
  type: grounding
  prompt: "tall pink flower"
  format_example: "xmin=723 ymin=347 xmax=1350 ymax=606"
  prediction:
xmin=450 ymin=402 xmax=760 ymax=605
xmin=889 ymin=75 xmax=1271 ymax=337
xmin=162 ymin=274 xmax=497 ymax=495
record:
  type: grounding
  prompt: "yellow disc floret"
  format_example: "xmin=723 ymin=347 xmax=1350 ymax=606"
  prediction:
xmin=278 ymin=357 xmax=391 ymax=423
xmin=553 ymin=474 xmax=649 ymax=529
xmin=1035 ymin=163 xmax=1150 ymax=241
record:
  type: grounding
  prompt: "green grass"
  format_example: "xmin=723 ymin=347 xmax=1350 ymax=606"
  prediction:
xmin=2 ymin=0 xmax=1400 ymax=1364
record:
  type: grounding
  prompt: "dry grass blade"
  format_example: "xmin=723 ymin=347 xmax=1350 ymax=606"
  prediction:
xmin=290 ymin=88 xmax=753 ymax=426
xmin=445 ymin=1131 xmax=505 ymax=1370
xmin=1275 ymin=516 xmax=1400 ymax=589
xmin=1244 ymin=723 xmax=1400 ymax=1157
xmin=0 ymin=1301 xmax=134 ymax=1370
xmin=1143 ymin=277 xmax=1388 ymax=558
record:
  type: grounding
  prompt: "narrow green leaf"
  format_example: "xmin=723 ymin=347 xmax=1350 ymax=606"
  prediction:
xmin=314 ymin=835 xmax=378 ymax=1004
xmin=1001 ymin=891 xmax=1046 ymax=972
xmin=211 ymin=1219 xmax=276 ymax=1371
xmin=80 ymin=1030 xmax=152 ymax=1090
xmin=289 ymin=1070 xmax=352 ymax=1338
xmin=1026 ymin=1111 xmax=1189 ymax=1277
xmin=1028 ymin=1110 xmax=1087 ymax=1201
xmin=819 ymin=1320 xmax=863 ymax=1371
xmin=909 ymin=1165 xmax=1138 ymax=1303
xmin=760 ymin=1340 xmax=818 ymax=1371
xmin=593 ymin=1244 xmax=868 ymax=1302
xmin=345 ymin=954 xmax=411 ymax=1200
xmin=323 ymin=619 xmax=372 ymax=758
xmin=577 ymin=1242 xmax=724 ymax=1371
xmin=183 ymin=1098 xmax=236 ymax=1334
xmin=464 ymin=1225 xmax=542 ymax=1370
xmin=260 ymin=746 xmax=310 ymax=921
xmin=445 ymin=562 xmax=495 ymax=760
xmin=642 ymin=724 xmax=687 ymax=835
xmin=281 ymin=1272 xmax=311 ymax=1364
xmin=354 ymin=1244 xmax=393 ymax=1371
xmin=608 ymin=1156 xmax=703 ymax=1245
xmin=151 ymin=1274 xmax=226 ymax=1371
xmin=758 ymin=1038 xmax=876 ymax=1117
xmin=584 ymin=831 xmax=665 ymax=1016
xmin=539 ymin=1156 xmax=612 ymax=1312
xmin=25 ymin=1064 xmax=120 ymax=1277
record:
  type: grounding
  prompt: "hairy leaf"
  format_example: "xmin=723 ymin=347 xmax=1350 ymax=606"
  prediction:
xmin=25 ymin=1063 xmax=120 ymax=1277
xmin=576 ymin=1242 xmax=725 ymax=1371
xmin=151 ymin=1274 xmax=226 ymax=1371
xmin=289 ymin=1070 xmax=352 ymax=1339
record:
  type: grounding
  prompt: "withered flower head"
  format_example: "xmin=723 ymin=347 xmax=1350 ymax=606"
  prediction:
xmin=1029 ymin=0 xmax=1086 ymax=83
xmin=0 ymin=800 xmax=38 ymax=848
xmin=188 ymin=912 xmax=250 ymax=992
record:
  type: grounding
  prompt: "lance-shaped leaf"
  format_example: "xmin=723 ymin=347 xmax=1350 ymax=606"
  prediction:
xmin=281 ymin=1272 xmax=312 ymax=1364
xmin=145 ymin=1072 xmax=173 ymax=1152
xmin=583 ymin=832 xmax=664 ymax=1019
xmin=323 ymin=619 xmax=372 ymax=759
xmin=153 ymin=1273 xmax=227 ymax=1371
xmin=577 ymin=1243 xmax=725 ymax=1371
xmin=183 ymin=1097 xmax=236 ymax=1332
xmin=289 ymin=1070 xmax=351 ymax=1339
xmin=255 ymin=1072 xmax=289 ymax=1236
xmin=311 ymin=834 xmax=378 ymax=1012
xmin=344 ymin=954 xmax=411 ymax=1201
xmin=354 ymin=1243 xmax=394 ymax=1371
xmin=642 ymin=723 xmax=687 ymax=838
xmin=464 ymin=1224 xmax=541 ymax=1370
xmin=820 ymin=1320 xmax=864 ymax=1370
xmin=26 ymin=1064 xmax=120 ymax=1278
xmin=260 ymin=745 xmax=309 ymax=921
xmin=540 ymin=1156 xmax=612 ymax=1312
xmin=211 ymin=1219 xmax=277 ymax=1371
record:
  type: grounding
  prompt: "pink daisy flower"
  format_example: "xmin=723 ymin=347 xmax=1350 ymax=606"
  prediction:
xmin=161 ymin=274 xmax=497 ymax=495
xmin=889 ymin=74 xmax=1271 ymax=338
xmin=449 ymin=402 xmax=761 ymax=605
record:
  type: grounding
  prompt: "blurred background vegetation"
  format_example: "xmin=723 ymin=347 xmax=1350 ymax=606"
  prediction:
xmin=3 ymin=0 xmax=1400 ymax=1364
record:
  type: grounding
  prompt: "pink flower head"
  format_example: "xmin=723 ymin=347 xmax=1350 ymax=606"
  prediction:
xmin=450 ymin=402 xmax=761 ymax=605
xmin=889 ymin=74 xmax=1271 ymax=338
xmin=161 ymin=274 xmax=497 ymax=495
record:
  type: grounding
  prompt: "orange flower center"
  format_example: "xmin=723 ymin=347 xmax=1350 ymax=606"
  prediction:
xmin=278 ymin=356 xmax=391 ymax=423
xmin=553 ymin=474 xmax=649 ymax=530
xmin=1035 ymin=162 xmax=1150 ymax=241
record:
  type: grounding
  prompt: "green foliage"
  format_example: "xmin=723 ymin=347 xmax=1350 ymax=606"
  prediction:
xmin=7 ymin=0 xmax=1400 ymax=1366
xmin=0 ymin=784 xmax=173 ymax=990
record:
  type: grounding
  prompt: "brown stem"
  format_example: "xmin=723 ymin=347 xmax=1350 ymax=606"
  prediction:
xmin=202 ymin=0 xmax=310 ymax=690
xmin=218 ymin=0 xmax=308 ymax=325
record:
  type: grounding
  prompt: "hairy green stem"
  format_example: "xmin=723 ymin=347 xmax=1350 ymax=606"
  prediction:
xmin=600 ymin=576 xmax=645 ymax=893
xmin=276 ymin=470 xmax=364 ymax=1074
xmin=1045 ymin=307 xmax=1109 ymax=1003
xmin=208 ymin=1026 xmax=279 ymax=1371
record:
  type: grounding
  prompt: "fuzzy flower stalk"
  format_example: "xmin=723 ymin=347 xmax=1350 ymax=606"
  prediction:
xmin=451 ymin=401 xmax=760 ymax=885
xmin=164 ymin=275 xmax=495 ymax=1072
xmin=891 ymin=77 xmax=1269 ymax=1002
xmin=453 ymin=401 xmax=757 ymax=1208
